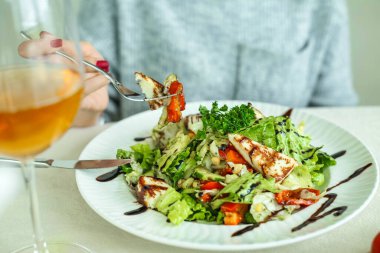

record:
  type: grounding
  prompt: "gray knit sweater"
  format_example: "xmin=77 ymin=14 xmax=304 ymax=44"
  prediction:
xmin=79 ymin=0 xmax=357 ymax=120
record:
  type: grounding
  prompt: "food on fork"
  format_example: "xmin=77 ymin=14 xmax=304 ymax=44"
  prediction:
xmin=136 ymin=72 xmax=185 ymax=122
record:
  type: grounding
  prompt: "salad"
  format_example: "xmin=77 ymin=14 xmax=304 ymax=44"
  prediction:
xmin=116 ymin=73 xmax=336 ymax=226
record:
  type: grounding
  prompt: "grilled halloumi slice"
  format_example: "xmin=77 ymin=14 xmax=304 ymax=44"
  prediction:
xmin=228 ymin=133 xmax=298 ymax=182
xmin=184 ymin=114 xmax=203 ymax=134
xmin=136 ymin=176 xmax=170 ymax=208
xmin=135 ymin=72 xmax=165 ymax=110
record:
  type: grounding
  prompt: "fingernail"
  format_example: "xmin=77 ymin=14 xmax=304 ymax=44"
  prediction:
xmin=50 ymin=39 xmax=62 ymax=48
xmin=96 ymin=60 xmax=109 ymax=72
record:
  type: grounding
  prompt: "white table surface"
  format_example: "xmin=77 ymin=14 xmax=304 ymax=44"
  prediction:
xmin=1 ymin=106 xmax=380 ymax=253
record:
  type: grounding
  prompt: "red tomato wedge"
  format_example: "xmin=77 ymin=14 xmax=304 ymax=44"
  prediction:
xmin=200 ymin=181 xmax=224 ymax=190
xmin=219 ymin=166 xmax=233 ymax=176
xmin=167 ymin=80 xmax=185 ymax=123
xmin=226 ymin=148 xmax=247 ymax=165
xmin=218 ymin=149 xmax=227 ymax=160
xmin=167 ymin=96 xmax=181 ymax=122
xmin=275 ymin=188 xmax=320 ymax=206
xmin=224 ymin=212 xmax=242 ymax=226
xmin=372 ymin=232 xmax=380 ymax=253
xmin=200 ymin=193 xmax=212 ymax=203
xmin=219 ymin=144 xmax=248 ymax=165
xmin=220 ymin=202 xmax=249 ymax=225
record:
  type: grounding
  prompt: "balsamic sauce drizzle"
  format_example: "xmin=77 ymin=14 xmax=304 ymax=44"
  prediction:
xmin=326 ymin=163 xmax=372 ymax=192
xmin=331 ymin=150 xmax=347 ymax=159
xmin=124 ymin=206 xmax=147 ymax=215
xmin=232 ymin=209 xmax=284 ymax=237
xmin=134 ymin=136 xmax=151 ymax=142
xmin=232 ymin=223 xmax=261 ymax=237
xmin=96 ymin=168 xmax=122 ymax=182
xmin=291 ymin=194 xmax=347 ymax=232
xmin=281 ymin=108 xmax=293 ymax=118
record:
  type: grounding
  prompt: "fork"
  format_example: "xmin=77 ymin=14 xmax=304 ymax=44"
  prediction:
xmin=20 ymin=31 xmax=176 ymax=102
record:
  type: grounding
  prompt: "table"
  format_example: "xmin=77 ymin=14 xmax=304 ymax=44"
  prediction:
xmin=1 ymin=106 xmax=380 ymax=253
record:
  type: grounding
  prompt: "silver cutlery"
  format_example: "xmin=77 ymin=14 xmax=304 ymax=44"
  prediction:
xmin=0 ymin=158 xmax=130 ymax=169
xmin=20 ymin=31 xmax=177 ymax=102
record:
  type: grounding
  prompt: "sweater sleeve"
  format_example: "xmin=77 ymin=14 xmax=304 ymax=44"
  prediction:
xmin=78 ymin=0 xmax=121 ymax=121
xmin=309 ymin=1 xmax=358 ymax=106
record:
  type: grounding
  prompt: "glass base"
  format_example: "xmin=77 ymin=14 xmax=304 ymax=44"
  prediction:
xmin=11 ymin=242 xmax=91 ymax=253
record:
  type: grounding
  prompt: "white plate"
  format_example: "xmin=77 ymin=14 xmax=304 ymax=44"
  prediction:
xmin=76 ymin=101 xmax=378 ymax=251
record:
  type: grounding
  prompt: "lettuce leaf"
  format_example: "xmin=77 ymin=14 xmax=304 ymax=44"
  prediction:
xmin=130 ymin=144 xmax=161 ymax=172
xmin=182 ymin=194 xmax=216 ymax=222
xmin=211 ymin=173 xmax=278 ymax=209
xmin=167 ymin=199 xmax=193 ymax=225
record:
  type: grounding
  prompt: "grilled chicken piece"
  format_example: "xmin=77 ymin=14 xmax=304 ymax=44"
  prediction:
xmin=184 ymin=114 xmax=203 ymax=134
xmin=136 ymin=176 xmax=170 ymax=208
xmin=228 ymin=133 xmax=298 ymax=182
xmin=135 ymin=72 xmax=165 ymax=110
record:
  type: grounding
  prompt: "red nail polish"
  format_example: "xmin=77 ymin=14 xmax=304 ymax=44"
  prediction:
xmin=50 ymin=39 xmax=62 ymax=48
xmin=96 ymin=60 xmax=110 ymax=72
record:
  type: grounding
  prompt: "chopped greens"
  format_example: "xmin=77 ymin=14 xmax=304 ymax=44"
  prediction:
xmin=197 ymin=101 xmax=256 ymax=138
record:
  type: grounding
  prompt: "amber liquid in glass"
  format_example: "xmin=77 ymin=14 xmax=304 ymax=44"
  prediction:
xmin=0 ymin=66 xmax=83 ymax=157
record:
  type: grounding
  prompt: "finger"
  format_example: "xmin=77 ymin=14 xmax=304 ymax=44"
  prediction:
xmin=39 ymin=31 xmax=91 ymax=58
xmin=80 ymin=85 xmax=109 ymax=111
xmin=83 ymin=73 xmax=109 ymax=96
xmin=19 ymin=32 xmax=110 ymax=74
xmin=18 ymin=36 xmax=62 ymax=58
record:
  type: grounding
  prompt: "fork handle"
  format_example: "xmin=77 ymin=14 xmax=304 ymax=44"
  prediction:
xmin=20 ymin=31 xmax=117 ymax=86
xmin=55 ymin=49 xmax=117 ymax=85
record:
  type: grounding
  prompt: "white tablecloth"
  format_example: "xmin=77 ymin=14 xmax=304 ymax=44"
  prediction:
xmin=1 ymin=106 xmax=380 ymax=253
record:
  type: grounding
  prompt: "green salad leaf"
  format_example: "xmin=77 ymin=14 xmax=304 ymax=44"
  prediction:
xmin=182 ymin=194 xmax=216 ymax=222
xmin=211 ymin=173 xmax=278 ymax=209
xmin=117 ymin=144 xmax=160 ymax=174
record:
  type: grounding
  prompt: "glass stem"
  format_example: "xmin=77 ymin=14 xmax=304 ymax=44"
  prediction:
xmin=21 ymin=159 xmax=49 ymax=253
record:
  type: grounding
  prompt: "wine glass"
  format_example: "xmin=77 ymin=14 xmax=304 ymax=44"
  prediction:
xmin=0 ymin=0 xmax=90 ymax=252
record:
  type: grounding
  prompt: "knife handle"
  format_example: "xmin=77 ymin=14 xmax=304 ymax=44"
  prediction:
xmin=0 ymin=158 xmax=50 ymax=168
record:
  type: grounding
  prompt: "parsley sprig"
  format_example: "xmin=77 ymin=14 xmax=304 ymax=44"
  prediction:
xmin=197 ymin=102 xmax=256 ymax=138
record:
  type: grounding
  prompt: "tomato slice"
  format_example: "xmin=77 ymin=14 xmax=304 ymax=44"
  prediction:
xmin=219 ymin=166 xmax=233 ymax=176
xmin=179 ymin=94 xmax=186 ymax=111
xmin=168 ymin=80 xmax=182 ymax=94
xmin=167 ymin=80 xmax=186 ymax=123
xmin=220 ymin=202 xmax=249 ymax=225
xmin=371 ymin=232 xmax=380 ymax=253
xmin=218 ymin=149 xmax=227 ymax=160
xmin=226 ymin=148 xmax=247 ymax=165
xmin=200 ymin=181 xmax=224 ymax=190
xmin=224 ymin=212 xmax=243 ymax=226
xmin=219 ymin=144 xmax=248 ymax=165
xmin=167 ymin=96 xmax=181 ymax=122
xmin=200 ymin=193 xmax=212 ymax=203
xmin=221 ymin=202 xmax=248 ymax=213
xmin=275 ymin=188 xmax=320 ymax=206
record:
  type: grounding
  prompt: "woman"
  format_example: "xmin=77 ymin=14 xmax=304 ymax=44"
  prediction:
xmin=20 ymin=0 xmax=358 ymax=126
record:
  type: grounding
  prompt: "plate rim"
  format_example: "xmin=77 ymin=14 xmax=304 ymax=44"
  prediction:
xmin=76 ymin=100 xmax=379 ymax=251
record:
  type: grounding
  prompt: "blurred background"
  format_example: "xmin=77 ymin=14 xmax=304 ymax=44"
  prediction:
xmin=347 ymin=0 xmax=380 ymax=105
xmin=3 ymin=0 xmax=378 ymax=106
xmin=74 ymin=0 xmax=379 ymax=106
xmin=71 ymin=0 xmax=380 ymax=106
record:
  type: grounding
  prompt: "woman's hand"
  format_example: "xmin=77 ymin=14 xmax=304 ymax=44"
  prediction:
xmin=18 ymin=31 xmax=109 ymax=127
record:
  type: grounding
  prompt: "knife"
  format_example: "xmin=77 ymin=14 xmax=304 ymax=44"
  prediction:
xmin=0 ymin=158 xmax=131 ymax=169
